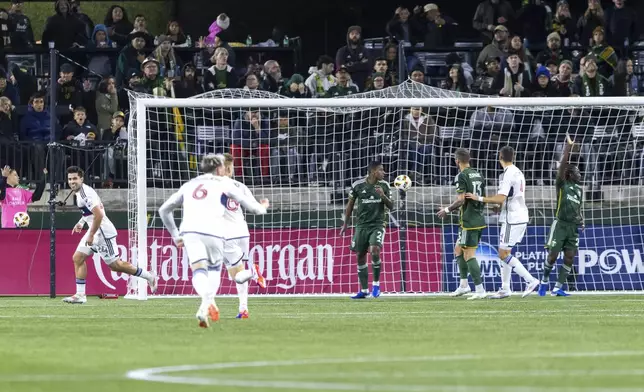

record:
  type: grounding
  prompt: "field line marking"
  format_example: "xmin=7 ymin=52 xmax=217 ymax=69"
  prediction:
xmin=125 ymin=350 xmax=644 ymax=392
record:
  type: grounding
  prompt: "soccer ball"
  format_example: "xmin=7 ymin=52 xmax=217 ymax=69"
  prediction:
xmin=393 ymin=175 xmax=412 ymax=191
xmin=14 ymin=211 xmax=30 ymax=228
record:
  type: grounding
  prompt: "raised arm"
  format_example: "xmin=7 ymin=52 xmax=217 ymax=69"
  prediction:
xmin=158 ymin=192 xmax=183 ymax=244
xmin=558 ymin=135 xmax=574 ymax=181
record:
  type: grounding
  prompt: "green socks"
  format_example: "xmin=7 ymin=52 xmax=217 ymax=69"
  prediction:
xmin=371 ymin=253 xmax=381 ymax=284
xmin=466 ymin=258 xmax=482 ymax=285
xmin=542 ymin=260 xmax=554 ymax=284
xmin=357 ymin=263 xmax=369 ymax=292
xmin=457 ymin=255 xmax=468 ymax=279
xmin=554 ymin=264 xmax=572 ymax=289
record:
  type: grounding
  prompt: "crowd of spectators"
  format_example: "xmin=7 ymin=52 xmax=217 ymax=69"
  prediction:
xmin=0 ymin=0 xmax=642 ymax=191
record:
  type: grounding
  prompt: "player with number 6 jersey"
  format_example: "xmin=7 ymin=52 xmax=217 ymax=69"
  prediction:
xmin=159 ymin=154 xmax=268 ymax=328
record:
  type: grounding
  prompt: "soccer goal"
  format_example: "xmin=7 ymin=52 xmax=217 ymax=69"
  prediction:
xmin=126 ymin=86 xmax=644 ymax=300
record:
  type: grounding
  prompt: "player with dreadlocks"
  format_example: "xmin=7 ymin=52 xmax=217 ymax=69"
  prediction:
xmin=539 ymin=135 xmax=585 ymax=297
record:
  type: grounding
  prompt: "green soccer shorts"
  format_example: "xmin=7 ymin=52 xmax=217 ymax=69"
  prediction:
xmin=350 ymin=226 xmax=385 ymax=254
xmin=456 ymin=228 xmax=483 ymax=249
xmin=545 ymin=219 xmax=580 ymax=252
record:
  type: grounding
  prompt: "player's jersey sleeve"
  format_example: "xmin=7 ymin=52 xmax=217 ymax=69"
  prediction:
xmin=456 ymin=173 xmax=468 ymax=194
xmin=349 ymin=183 xmax=359 ymax=200
xmin=159 ymin=189 xmax=184 ymax=241
xmin=79 ymin=186 xmax=100 ymax=212
xmin=225 ymin=181 xmax=266 ymax=215
xmin=498 ymin=170 xmax=513 ymax=196
xmin=381 ymin=181 xmax=392 ymax=200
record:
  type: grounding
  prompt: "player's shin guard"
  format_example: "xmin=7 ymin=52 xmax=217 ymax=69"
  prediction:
xmin=542 ymin=260 xmax=554 ymax=284
xmin=236 ymin=282 xmax=248 ymax=312
xmin=498 ymin=259 xmax=512 ymax=291
xmin=192 ymin=268 xmax=211 ymax=305
xmin=466 ymin=258 xmax=482 ymax=286
xmin=207 ymin=265 xmax=222 ymax=303
xmin=371 ymin=254 xmax=381 ymax=286
xmin=554 ymin=264 xmax=572 ymax=290
xmin=457 ymin=255 xmax=469 ymax=288
xmin=357 ymin=263 xmax=369 ymax=293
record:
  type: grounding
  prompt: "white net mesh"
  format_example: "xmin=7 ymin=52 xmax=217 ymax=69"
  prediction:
xmin=127 ymin=83 xmax=644 ymax=298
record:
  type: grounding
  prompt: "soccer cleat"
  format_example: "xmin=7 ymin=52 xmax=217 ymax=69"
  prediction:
xmin=351 ymin=291 xmax=369 ymax=299
xmin=538 ymin=283 xmax=549 ymax=297
xmin=371 ymin=285 xmax=381 ymax=298
xmin=522 ymin=280 xmax=540 ymax=298
xmin=62 ymin=294 xmax=87 ymax=304
xmin=467 ymin=292 xmax=488 ymax=300
xmin=489 ymin=289 xmax=511 ymax=299
xmin=450 ymin=286 xmax=472 ymax=297
xmin=208 ymin=303 xmax=220 ymax=322
xmin=196 ymin=306 xmax=210 ymax=328
xmin=551 ymin=288 xmax=571 ymax=297
xmin=148 ymin=273 xmax=159 ymax=294
xmin=253 ymin=264 xmax=266 ymax=289
xmin=236 ymin=310 xmax=249 ymax=319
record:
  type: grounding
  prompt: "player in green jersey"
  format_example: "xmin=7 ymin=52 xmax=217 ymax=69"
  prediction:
xmin=340 ymin=161 xmax=393 ymax=299
xmin=437 ymin=149 xmax=488 ymax=300
xmin=539 ymin=135 xmax=584 ymax=297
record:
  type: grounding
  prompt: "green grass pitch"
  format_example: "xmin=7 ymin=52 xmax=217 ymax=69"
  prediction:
xmin=1 ymin=296 xmax=643 ymax=392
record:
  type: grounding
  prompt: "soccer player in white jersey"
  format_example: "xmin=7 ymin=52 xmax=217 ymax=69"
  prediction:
xmin=465 ymin=146 xmax=539 ymax=298
xmin=158 ymin=154 xmax=269 ymax=328
xmin=63 ymin=166 xmax=158 ymax=304
xmin=221 ymin=153 xmax=266 ymax=320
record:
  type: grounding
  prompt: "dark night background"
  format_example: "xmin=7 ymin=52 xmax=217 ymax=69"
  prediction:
xmin=173 ymin=0 xmax=644 ymax=66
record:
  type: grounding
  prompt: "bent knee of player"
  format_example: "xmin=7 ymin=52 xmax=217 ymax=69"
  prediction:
xmin=498 ymin=248 xmax=511 ymax=260
xmin=227 ymin=263 xmax=244 ymax=279
xmin=463 ymin=248 xmax=476 ymax=260
xmin=106 ymin=259 xmax=128 ymax=272
xmin=72 ymin=252 xmax=87 ymax=266
xmin=190 ymin=260 xmax=210 ymax=271
xmin=369 ymin=246 xmax=381 ymax=257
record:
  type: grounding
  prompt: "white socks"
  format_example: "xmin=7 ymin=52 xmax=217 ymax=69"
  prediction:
xmin=475 ymin=284 xmax=485 ymax=293
xmin=134 ymin=267 xmax=153 ymax=281
xmin=459 ymin=278 xmax=468 ymax=288
xmin=507 ymin=256 xmax=536 ymax=283
xmin=236 ymin=282 xmax=248 ymax=312
xmin=75 ymin=278 xmax=86 ymax=296
xmin=192 ymin=269 xmax=211 ymax=305
xmin=499 ymin=260 xmax=512 ymax=291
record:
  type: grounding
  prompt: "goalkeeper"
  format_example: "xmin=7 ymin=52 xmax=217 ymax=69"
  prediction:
xmin=340 ymin=161 xmax=393 ymax=299
xmin=539 ymin=135 xmax=584 ymax=297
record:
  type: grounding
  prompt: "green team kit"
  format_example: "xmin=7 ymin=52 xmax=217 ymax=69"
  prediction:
xmin=455 ymin=167 xmax=486 ymax=247
xmin=546 ymin=178 xmax=584 ymax=252
xmin=349 ymin=178 xmax=392 ymax=253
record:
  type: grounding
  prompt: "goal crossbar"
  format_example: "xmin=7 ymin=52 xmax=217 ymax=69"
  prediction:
xmin=135 ymin=96 xmax=644 ymax=109
xmin=131 ymin=94 xmax=644 ymax=300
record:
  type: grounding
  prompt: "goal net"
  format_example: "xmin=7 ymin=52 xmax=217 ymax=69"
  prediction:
xmin=126 ymin=85 xmax=644 ymax=299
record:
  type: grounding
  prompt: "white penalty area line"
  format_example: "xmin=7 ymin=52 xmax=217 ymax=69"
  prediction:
xmin=125 ymin=350 xmax=644 ymax=392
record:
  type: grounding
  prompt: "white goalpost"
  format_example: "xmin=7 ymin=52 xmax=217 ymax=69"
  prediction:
xmin=126 ymin=86 xmax=644 ymax=300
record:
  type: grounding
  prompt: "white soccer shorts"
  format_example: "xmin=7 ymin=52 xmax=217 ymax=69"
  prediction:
xmin=499 ymin=223 xmax=527 ymax=250
xmin=182 ymin=233 xmax=225 ymax=269
xmin=223 ymin=236 xmax=249 ymax=268
xmin=76 ymin=232 xmax=119 ymax=264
